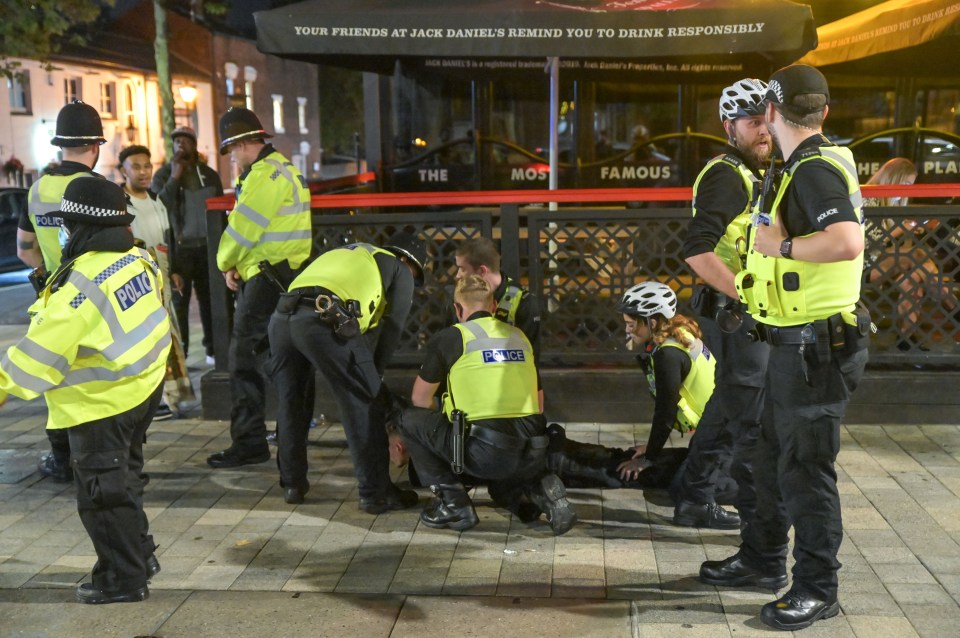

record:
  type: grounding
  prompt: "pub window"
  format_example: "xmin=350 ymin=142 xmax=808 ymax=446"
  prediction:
xmin=64 ymin=77 xmax=82 ymax=104
xmin=225 ymin=62 xmax=238 ymax=97
xmin=100 ymin=81 xmax=117 ymax=119
xmin=298 ymin=96 xmax=308 ymax=134
xmin=8 ymin=71 xmax=31 ymax=114
xmin=244 ymin=66 xmax=257 ymax=110
xmin=272 ymin=94 xmax=285 ymax=134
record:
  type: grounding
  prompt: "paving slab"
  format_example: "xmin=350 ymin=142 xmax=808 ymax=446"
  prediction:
xmin=0 ymin=332 xmax=958 ymax=637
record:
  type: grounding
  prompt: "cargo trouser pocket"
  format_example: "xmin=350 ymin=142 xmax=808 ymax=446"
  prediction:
xmin=75 ymin=449 xmax=127 ymax=507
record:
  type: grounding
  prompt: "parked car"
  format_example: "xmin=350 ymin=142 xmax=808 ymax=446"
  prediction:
xmin=0 ymin=187 xmax=28 ymax=272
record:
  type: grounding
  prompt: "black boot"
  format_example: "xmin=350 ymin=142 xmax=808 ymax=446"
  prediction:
xmin=673 ymin=500 xmax=741 ymax=529
xmin=699 ymin=553 xmax=787 ymax=589
xmin=525 ymin=473 xmax=577 ymax=535
xmin=761 ymin=590 xmax=840 ymax=630
xmin=420 ymin=484 xmax=479 ymax=531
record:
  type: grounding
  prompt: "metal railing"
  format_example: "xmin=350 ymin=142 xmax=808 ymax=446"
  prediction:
xmin=205 ymin=191 xmax=960 ymax=370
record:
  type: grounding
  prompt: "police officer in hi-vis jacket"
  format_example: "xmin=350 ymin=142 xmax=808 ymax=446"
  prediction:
xmin=701 ymin=64 xmax=870 ymax=632
xmin=207 ymin=107 xmax=312 ymax=470
xmin=1 ymin=177 xmax=171 ymax=604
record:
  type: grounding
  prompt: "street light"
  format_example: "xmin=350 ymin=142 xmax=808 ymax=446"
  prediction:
xmin=178 ymin=84 xmax=198 ymax=131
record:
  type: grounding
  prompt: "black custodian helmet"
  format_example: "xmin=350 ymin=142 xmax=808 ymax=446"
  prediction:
xmin=218 ymin=107 xmax=272 ymax=155
xmin=51 ymin=100 xmax=106 ymax=147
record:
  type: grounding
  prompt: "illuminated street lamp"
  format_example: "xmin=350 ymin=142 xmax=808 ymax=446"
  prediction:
xmin=178 ymin=84 xmax=198 ymax=131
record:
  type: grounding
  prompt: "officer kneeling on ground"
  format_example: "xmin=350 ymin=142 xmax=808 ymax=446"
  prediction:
xmin=399 ymin=275 xmax=576 ymax=535
xmin=268 ymin=232 xmax=426 ymax=511
xmin=0 ymin=178 xmax=171 ymax=604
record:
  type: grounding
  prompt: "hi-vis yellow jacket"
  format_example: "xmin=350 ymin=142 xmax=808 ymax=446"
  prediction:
xmin=0 ymin=248 xmax=171 ymax=429
xmin=736 ymin=145 xmax=864 ymax=326
xmin=27 ymin=171 xmax=92 ymax=272
xmin=442 ymin=316 xmax=539 ymax=421
xmin=216 ymin=150 xmax=312 ymax=281
xmin=289 ymin=243 xmax=391 ymax=334
xmin=692 ymin=153 xmax=760 ymax=274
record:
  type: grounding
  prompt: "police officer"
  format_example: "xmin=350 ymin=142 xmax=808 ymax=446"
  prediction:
xmin=701 ymin=65 xmax=869 ymax=631
xmin=676 ymin=79 xmax=772 ymax=529
xmin=613 ymin=282 xmax=724 ymax=515
xmin=399 ymin=275 xmax=576 ymax=535
xmin=17 ymin=100 xmax=106 ymax=483
xmin=208 ymin=107 xmax=312 ymax=469
xmin=0 ymin=177 xmax=171 ymax=604
xmin=268 ymin=232 xmax=425 ymax=511
xmin=454 ymin=238 xmax=541 ymax=359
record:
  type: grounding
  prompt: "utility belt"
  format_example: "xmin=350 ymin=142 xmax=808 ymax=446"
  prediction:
xmin=449 ymin=410 xmax=549 ymax=475
xmin=756 ymin=305 xmax=871 ymax=354
xmin=468 ymin=423 xmax=550 ymax=454
xmin=277 ymin=285 xmax=362 ymax=339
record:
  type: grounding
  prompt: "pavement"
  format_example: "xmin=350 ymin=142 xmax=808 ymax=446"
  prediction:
xmin=1 ymin=304 xmax=959 ymax=636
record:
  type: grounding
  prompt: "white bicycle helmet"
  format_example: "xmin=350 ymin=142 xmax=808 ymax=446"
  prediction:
xmin=616 ymin=281 xmax=677 ymax=319
xmin=719 ymin=78 xmax=768 ymax=123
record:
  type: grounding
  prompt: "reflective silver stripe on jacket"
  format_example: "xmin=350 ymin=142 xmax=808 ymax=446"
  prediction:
xmin=60 ymin=331 xmax=171 ymax=387
xmin=225 ymin=225 xmax=255 ymax=248
xmin=263 ymin=158 xmax=304 ymax=208
xmin=67 ymin=271 xmax=167 ymax=362
xmin=233 ymin=202 xmax=271 ymax=229
xmin=461 ymin=321 xmax=529 ymax=353
xmin=819 ymin=148 xmax=864 ymax=210
xmin=0 ymin=338 xmax=67 ymax=395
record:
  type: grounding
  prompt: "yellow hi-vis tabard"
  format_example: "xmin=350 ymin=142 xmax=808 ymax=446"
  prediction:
xmin=648 ymin=332 xmax=716 ymax=433
xmin=0 ymin=248 xmax=171 ymax=428
xmin=442 ymin=316 xmax=539 ymax=422
xmin=494 ymin=284 xmax=525 ymax=326
xmin=216 ymin=151 xmax=312 ymax=281
xmin=27 ymin=172 xmax=91 ymax=272
xmin=692 ymin=153 xmax=760 ymax=274
xmin=735 ymin=145 xmax=864 ymax=326
xmin=289 ymin=243 xmax=392 ymax=334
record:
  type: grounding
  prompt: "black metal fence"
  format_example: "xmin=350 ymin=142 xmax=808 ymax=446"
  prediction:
xmin=207 ymin=204 xmax=960 ymax=369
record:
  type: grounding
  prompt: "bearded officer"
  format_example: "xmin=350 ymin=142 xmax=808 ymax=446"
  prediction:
xmin=0 ymin=177 xmax=171 ymax=604
xmin=674 ymin=79 xmax=773 ymax=529
xmin=18 ymin=100 xmax=107 ymax=483
xmin=207 ymin=107 xmax=312 ymax=469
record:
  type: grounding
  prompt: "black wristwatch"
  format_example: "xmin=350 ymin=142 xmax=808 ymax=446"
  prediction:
xmin=779 ymin=238 xmax=794 ymax=259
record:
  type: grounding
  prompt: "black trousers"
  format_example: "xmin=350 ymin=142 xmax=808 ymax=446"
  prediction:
xmin=740 ymin=341 xmax=868 ymax=602
xmin=675 ymin=312 xmax=767 ymax=526
xmin=229 ymin=268 xmax=290 ymax=455
xmin=268 ymin=308 xmax=390 ymax=500
xmin=172 ymin=243 xmax=213 ymax=357
xmin=68 ymin=382 xmax=162 ymax=593
xmin=399 ymin=406 xmax=547 ymax=495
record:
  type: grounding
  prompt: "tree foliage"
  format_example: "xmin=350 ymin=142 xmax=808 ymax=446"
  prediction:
xmin=0 ymin=0 xmax=115 ymax=78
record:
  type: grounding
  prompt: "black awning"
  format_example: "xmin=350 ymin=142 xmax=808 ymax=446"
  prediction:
xmin=255 ymin=0 xmax=816 ymax=79
xmin=800 ymin=0 xmax=960 ymax=77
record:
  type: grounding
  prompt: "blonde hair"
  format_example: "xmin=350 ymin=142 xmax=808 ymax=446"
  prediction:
xmin=651 ymin=314 xmax=703 ymax=349
xmin=867 ymin=157 xmax=917 ymax=207
xmin=454 ymin=274 xmax=493 ymax=307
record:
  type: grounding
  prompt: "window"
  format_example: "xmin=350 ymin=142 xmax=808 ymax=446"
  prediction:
xmin=100 ymin=81 xmax=117 ymax=119
xmin=64 ymin=77 xmax=82 ymax=104
xmin=298 ymin=96 xmax=308 ymax=134
xmin=244 ymin=66 xmax=257 ymax=110
xmin=272 ymin=94 xmax=285 ymax=134
xmin=8 ymin=71 xmax=31 ymax=114
xmin=225 ymin=62 xmax=238 ymax=97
